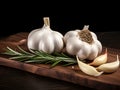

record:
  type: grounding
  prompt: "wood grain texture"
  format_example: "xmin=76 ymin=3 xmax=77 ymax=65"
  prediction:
xmin=0 ymin=32 xmax=120 ymax=90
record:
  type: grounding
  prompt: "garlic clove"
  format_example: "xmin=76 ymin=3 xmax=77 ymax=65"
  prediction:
xmin=89 ymin=48 xmax=107 ymax=66
xmin=63 ymin=31 xmax=78 ymax=43
xmin=87 ymin=44 xmax=99 ymax=60
xmin=77 ymin=42 xmax=91 ymax=60
xmin=52 ymin=32 xmax=64 ymax=52
xmin=94 ymin=40 xmax=102 ymax=55
xmin=76 ymin=56 xmax=103 ymax=76
xmin=96 ymin=55 xmax=120 ymax=73
xmin=66 ymin=37 xmax=83 ymax=55
xmin=38 ymin=35 xmax=54 ymax=53
xmin=91 ymin=32 xmax=98 ymax=40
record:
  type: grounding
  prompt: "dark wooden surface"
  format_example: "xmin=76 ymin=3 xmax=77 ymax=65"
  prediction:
xmin=0 ymin=65 xmax=94 ymax=90
xmin=0 ymin=32 xmax=120 ymax=90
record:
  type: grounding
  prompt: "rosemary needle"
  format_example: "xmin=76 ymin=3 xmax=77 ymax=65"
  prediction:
xmin=2 ymin=46 xmax=77 ymax=67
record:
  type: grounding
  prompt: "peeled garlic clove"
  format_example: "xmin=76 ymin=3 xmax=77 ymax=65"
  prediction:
xmin=89 ymin=48 xmax=107 ymax=66
xmin=97 ymin=55 xmax=120 ymax=73
xmin=76 ymin=56 xmax=103 ymax=76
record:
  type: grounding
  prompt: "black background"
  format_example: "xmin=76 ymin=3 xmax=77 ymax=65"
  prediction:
xmin=0 ymin=1 xmax=120 ymax=90
xmin=1 ymin=1 xmax=120 ymax=38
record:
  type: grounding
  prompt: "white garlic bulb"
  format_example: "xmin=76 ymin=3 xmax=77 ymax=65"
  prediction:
xmin=27 ymin=17 xmax=64 ymax=54
xmin=76 ymin=56 xmax=103 ymax=76
xmin=97 ymin=55 xmax=120 ymax=73
xmin=64 ymin=25 xmax=102 ymax=60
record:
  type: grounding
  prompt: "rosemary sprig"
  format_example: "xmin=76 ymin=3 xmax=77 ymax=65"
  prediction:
xmin=2 ymin=46 xmax=77 ymax=67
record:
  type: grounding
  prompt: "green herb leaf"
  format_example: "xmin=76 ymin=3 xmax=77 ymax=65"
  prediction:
xmin=2 ymin=46 xmax=77 ymax=67
xmin=3 ymin=46 xmax=22 ymax=55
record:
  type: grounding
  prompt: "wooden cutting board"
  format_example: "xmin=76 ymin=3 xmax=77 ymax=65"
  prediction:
xmin=0 ymin=32 xmax=120 ymax=90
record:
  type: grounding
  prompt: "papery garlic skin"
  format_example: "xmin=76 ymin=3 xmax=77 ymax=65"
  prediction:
xmin=27 ymin=17 xmax=64 ymax=54
xmin=97 ymin=55 xmax=120 ymax=73
xmin=64 ymin=25 xmax=102 ymax=60
xmin=76 ymin=56 xmax=103 ymax=76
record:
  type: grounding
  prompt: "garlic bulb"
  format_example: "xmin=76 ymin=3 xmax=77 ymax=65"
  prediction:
xmin=97 ymin=55 xmax=120 ymax=73
xmin=27 ymin=17 xmax=64 ymax=54
xmin=76 ymin=56 xmax=103 ymax=76
xmin=64 ymin=25 xmax=102 ymax=60
xmin=89 ymin=48 xmax=108 ymax=66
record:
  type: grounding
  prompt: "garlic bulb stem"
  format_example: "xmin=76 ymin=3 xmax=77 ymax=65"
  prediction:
xmin=43 ymin=17 xmax=50 ymax=26
xmin=83 ymin=25 xmax=89 ymax=30
xmin=76 ymin=56 xmax=103 ymax=76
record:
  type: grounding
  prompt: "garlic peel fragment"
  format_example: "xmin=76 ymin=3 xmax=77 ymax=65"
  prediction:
xmin=97 ymin=55 xmax=120 ymax=73
xmin=76 ymin=56 xmax=103 ymax=76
